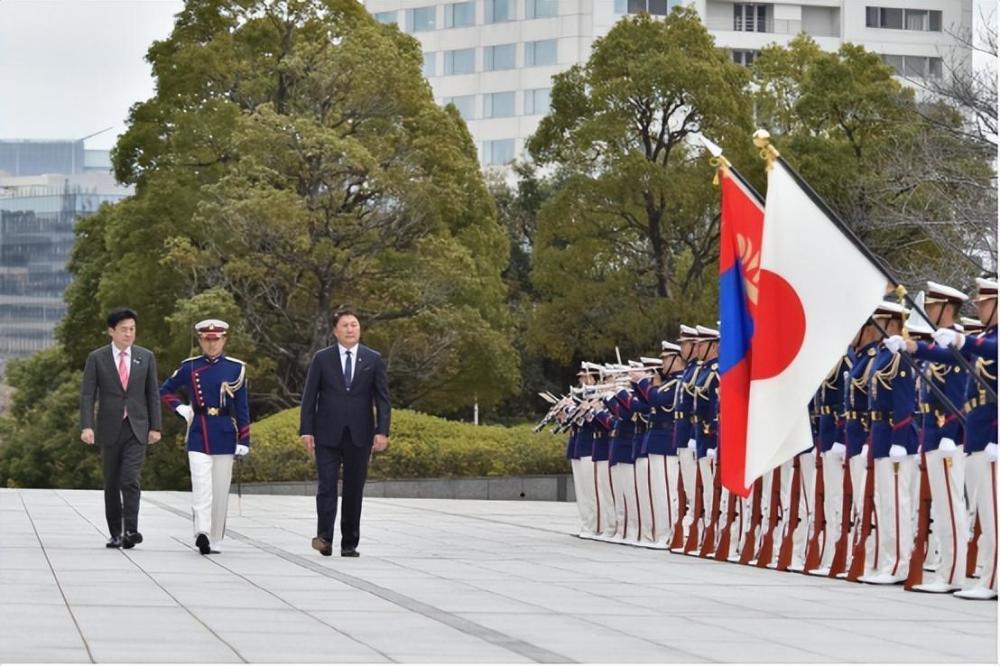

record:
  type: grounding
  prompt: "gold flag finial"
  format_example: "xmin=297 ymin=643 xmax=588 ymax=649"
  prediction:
xmin=710 ymin=154 xmax=732 ymax=186
xmin=894 ymin=283 xmax=908 ymax=302
xmin=753 ymin=129 xmax=779 ymax=169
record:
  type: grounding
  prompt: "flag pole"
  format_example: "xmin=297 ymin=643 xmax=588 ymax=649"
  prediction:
xmin=753 ymin=130 xmax=996 ymax=404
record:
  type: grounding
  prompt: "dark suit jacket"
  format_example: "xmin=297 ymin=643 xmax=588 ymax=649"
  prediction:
xmin=299 ymin=344 xmax=391 ymax=448
xmin=80 ymin=344 xmax=162 ymax=446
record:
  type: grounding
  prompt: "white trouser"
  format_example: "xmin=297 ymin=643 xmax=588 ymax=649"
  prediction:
xmin=634 ymin=457 xmax=655 ymax=543
xmin=849 ymin=454 xmax=876 ymax=573
xmin=925 ymin=448 xmax=968 ymax=587
xmin=873 ymin=457 xmax=914 ymax=578
xmin=678 ymin=448 xmax=698 ymax=532
xmin=737 ymin=485 xmax=756 ymax=559
xmin=571 ymin=457 xmax=598 ymax=535
xmin=699 ymin=456 xmax=716 ymax=541
xmin=818 ymin=451 xmax=846 ymax=570
xmin=963 ymin=451 xmax=998 ymax=593
xmin=610 ymin=463 xmax=638 ymax=541
xmin=188 ymin=452 xmax=234 ymax=543
xmin=647 ymin=454 xmax=673 ymax=543
xmin=756 ymin=467 xmax=779 ymax=566
xmin=791 ymin=453 xmax=815 ymax=567
xmin=594 ymin=460 xmax=616 ymax=538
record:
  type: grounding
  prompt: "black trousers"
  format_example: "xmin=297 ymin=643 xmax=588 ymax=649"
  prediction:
xmin=315 ymin=430 xmax=371 ymax=549
xmin=101 ymin=418 xmax=146 ymax=536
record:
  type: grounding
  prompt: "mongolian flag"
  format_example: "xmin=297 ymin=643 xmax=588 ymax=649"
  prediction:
xmin=718 ymin=166 xmax=765 ymax=497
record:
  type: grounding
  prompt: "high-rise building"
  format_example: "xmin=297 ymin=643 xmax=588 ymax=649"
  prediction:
xmin=364 ymin=0 xmax=974 ymax=166
xmin=0 ymin=141 xmax=132 ymax=376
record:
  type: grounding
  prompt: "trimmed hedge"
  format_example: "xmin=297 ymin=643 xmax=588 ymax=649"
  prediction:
xmin=243 ymin=408 xmax=569 ymax=482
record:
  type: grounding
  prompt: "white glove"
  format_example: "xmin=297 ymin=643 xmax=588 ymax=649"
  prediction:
xmin=176 ymin=404 xmax=194 ymax=426
xmin=888 ymin=444 xmax=908 ymax=462
xmin=860 ymin=444 xmax=869 ymax=460
xmin=687 ymin=438 xmax=697 ymax=450
xmin=932 ymin=327 xmax=962 ymax=349
xmin=707 ymin=447 xmax=717 ymax=460
xmin=235 ymin=444 xmax=250 ymax=457
xmin=938 ymin=437 xmax=957 ymax=457
xmin=986 ymin=442 xmax=998 ymax=462
xmin=884 ymin=335 xmax=906 ymax=354
xmin=828 ymin=442 xmax=847 ymax=460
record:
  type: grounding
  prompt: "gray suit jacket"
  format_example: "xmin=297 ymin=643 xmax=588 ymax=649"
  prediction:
xmin=80 ymin=344 xmax=163 ymax=446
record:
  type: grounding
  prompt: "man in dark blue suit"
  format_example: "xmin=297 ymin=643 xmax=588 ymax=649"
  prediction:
xmin=300 ymin=308 xmax=391 ymax=557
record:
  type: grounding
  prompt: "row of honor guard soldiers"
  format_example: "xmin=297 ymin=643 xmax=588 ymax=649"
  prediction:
xmin=547 ymin=277 xmax=997 ymax=601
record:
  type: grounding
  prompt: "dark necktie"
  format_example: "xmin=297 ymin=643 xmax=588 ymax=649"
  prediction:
xmin=344 ymin=350 xmax=353 ymax=389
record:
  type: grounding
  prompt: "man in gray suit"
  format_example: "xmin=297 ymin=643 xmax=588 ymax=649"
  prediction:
xmin=80 ymin=308 xmax=162 ymax=548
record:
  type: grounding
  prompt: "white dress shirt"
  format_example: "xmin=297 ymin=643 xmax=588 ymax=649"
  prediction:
xmin=338 ymin=343 xmax=359 ymax=385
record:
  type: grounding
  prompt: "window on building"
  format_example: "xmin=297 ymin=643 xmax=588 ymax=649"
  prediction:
xmin=482 ymin=139 xmax=516 ymax=166
xmin=444 ymin=48 xmax=476 ymax=75
xmin=406 ymin=6 xmax=436 ymax=32
xmin=866 ymin=7 xmax=941 ymax=31
xmin=485 ymin=0 xmax=515 ymax=23
xmin=445 ymin=2 xmax=476 ymax=28
xmin=422 ymin=52 xmax=437 ymax=78
xmin=524 ymin=87 xmax=552 ymax=115
xmin=484 ymin=91 xmax=516 ymax=118
xmin=527 ymin=0 xmax=559 ymax=19
xmin=443 ymin=95 xmax=477 ymax=120
xmin=880 ymin=53 xmax=943 ymax=79
xmin=525 ymin=39 xmax=558 ymax=66
xmin=485 ymin=43 xmax=516 ymax=71
xmin=734 ymin=3 xmax=769 ymax=32
xmin=374 ymin=11 xmax=398 ymax=24
xmin=614 ymin=0 xmax=626 ymax=13
xmin=732 ymin=49 xmax=759 ymax=67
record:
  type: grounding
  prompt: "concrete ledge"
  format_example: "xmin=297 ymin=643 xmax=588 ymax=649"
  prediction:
xmin=232 ymin=474 xmax=576 ymax=502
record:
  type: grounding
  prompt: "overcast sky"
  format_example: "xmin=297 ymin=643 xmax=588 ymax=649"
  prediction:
xmin=0 ymin=0 xmax=995 ymax=151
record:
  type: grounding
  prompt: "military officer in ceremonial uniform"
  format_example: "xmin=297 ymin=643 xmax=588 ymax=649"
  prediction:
xmin=886 ymin=281 xmax=970 ymax=592
xmin=569 ymin=369 xmax=599 ymax=538
xmin=929 ymin=277 xmax=998 ymax=600
xmin=842 ymin=316 xmax=883 ymax=577
xmin=160 ymin=320 xmax=250 ymax=555
xmin=633 ymin=341 xmax=684 ymax=548
xmin=605 ymin=379 xmax=642 ymax=544
xmin=692 ymin=326 xmax=720 ymax=553
xmin=809 ymin=350 xmax=853 ymax=575
xmin=860 ymin=302 xmax=918 ymax=585
xmin=589 ymin=401 xmax=616 ymax=541
xmin=671 ymin=325 xmax=702 ymax=551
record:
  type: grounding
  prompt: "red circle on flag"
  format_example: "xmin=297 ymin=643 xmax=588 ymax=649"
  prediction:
xmin=750 ymin=269 xmax=806 ymax=380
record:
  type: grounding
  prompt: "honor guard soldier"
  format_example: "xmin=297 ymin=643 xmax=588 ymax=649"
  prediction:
xmin=672 ymin=325 xmax=702 ymax=551
xmin=570 ymin=369 xmax=599 ymax=538
xmin=929 ymin=277 xmax=998 ymax=600
xmin=589 ymin=401 xmax=617 ymax=541
xmin=160 ymin=319 xmax=250 ymax=555
xmin=692 ymin=326 xmax=720 ymax=553
xmin=633 ymin=341 xmax=684 ymax=547
xmin=606 ymin=380 xmax=642 ymax=544
xmin=861 ymin=302 xmax=918 ymax=585
xmin=843 ymin=317 xmax=883 ymax=576
xmin=809 ymin=350 xmax=853 ymax=575
xmin=887 ymin=281 xmax=970 ymax=592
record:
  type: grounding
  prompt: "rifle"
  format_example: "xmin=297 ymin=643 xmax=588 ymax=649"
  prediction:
xmin=847 ymin=441 xmax=876 ymax=582
xmin=904 ymin=449 xmax=932 ymax=590
xmin=739 ymin=477 xmax=764 ymax=564
xmin=803 ymin=445 xmax=825 ymax=573
xmin=669 ymin=458 xmax=688 ymax=550
xmin=683 ymin=462 xmax=705 ymax=553
xmin=828 ymin=454 xmax=854 ymax=578
xmin=699 ymin=460 xmax=723 ymax=558
xmin=715 ymin=487 xmax=738 ymax=561
xmin=755 ymin=466 xmax=782 ymax=568
xmin=777 ymin=455 xmax=803 ymax=571
xmin=967 ymin=515 xmax=982 ymax=579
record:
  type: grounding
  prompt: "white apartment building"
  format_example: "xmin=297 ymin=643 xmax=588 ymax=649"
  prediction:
xmin=363 ymin=1 xmax=974 ymax=166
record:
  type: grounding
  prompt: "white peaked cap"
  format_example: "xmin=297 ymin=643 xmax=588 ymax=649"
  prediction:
xmin=679 ymin=324 xmax=700 ymax=340
xmin=696 ymin=325 xmax=720 ymax=339
xmin=661 ymin=340 xmax=681 ymax=354
xmin=974 ymin=277 xmax=998 ymax=300
xmin=873 ymin=301 xmax=908 ymax=317
xmin=925 ymin=281 xmax=968 ymax=303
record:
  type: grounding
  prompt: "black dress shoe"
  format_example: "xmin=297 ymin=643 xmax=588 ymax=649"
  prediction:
xmin=312 ymin=537 xmax=332 ymax=557
xmin=195 ymin=533 xmax=211 ymax=555
xmin=106 ymin=536 xmax=122 ymax=548
xmin=122 ymin=531 xmax=142 ymax=549
xmin=340 ymin=548 xmax=360 ymax=558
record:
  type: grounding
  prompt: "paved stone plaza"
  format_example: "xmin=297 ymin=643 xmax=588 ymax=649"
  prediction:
xmin=1 ymin=488 xmax=996 ymax=663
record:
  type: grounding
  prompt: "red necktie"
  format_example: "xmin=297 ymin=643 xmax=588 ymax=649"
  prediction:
xmin=118 ymin=351 xmax=129 ymax=418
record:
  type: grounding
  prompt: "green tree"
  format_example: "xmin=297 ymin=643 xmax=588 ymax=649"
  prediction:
xmin=526 ymin=8 xmax=753 ymax=363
